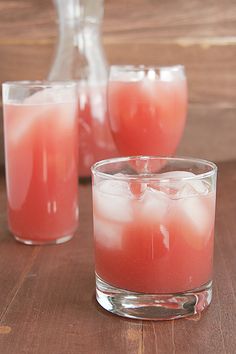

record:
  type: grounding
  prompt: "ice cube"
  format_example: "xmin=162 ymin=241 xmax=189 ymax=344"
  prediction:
xmin=157 ymin=171 xmax=208 ymax=196
xmin=24 ymin=88 xmax=56 ymax=105
xmin=26 ymin=87 xmax=77 ymax=128
xmin=9 ymin=88 xmax=77 ymax=145
xmin=8 ymin=89 xmax=56 ymax=145
xmin=93 ymin=217 xmax=123 ymax=249
xmin=98 ymin=178 xmax=130 ymax=196
xmin=176 ymin=183 xmax=197 ymax=198
xmin=93 ymin=180 xmax=133 ymax=223
xmin=24 ymin=87 xmax=75 ymax=105
xmin=160 ymin=171 xmax=193 ymax=179
xmin=177 ymin=193 xmax=212 ymax=237
xmin=6 ymin=145 xmax=33 ymax=210
xmin=141 ymin=186 xmax=169 ymax=223
xmin=7 ymin=105 xmax=44 ymax=145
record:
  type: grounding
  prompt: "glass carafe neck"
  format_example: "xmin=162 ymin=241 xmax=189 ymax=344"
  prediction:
xmin=54 ymin=0 xmax=104 ymax=24
xmin=49 ymin=0 xmax=107 ymax=81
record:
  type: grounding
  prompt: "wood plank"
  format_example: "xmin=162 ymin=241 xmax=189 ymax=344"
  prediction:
xmin=0 ymin=160 xmax=235 ymax=352
xmin=0 ymin=182 xmax=142 ymax=354
xmin=103 ymin=0 xmax=236 ymax=40
xmin=0 ymin=175 xmax=41 ymax=333
xmin=0 ymin=0 xmax=56 ymax=41
xmin=177 ymin=105 xmax=236 ymax=162
xmin=105 ymin=42 xmax=236 ymax=106
xmin=1 ymin=0 xmax=236 ymax=41
xmin=0 ymin=42 xmax=236 ymax=106
xmin=0 ymin=44 xmax=55 ymax=82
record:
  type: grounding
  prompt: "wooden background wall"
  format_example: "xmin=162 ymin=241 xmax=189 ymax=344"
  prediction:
xmin=0 ymin=0 xmax=236 ymax=166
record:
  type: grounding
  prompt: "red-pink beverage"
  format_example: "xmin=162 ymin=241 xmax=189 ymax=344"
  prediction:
xmin=92 ymin=156 xmax=217 ymax=320
xmin=93 ymin=174 xmax=215 ymax=293
xmin=3 ymin=84 xmax=79 ymax=244
xmin=94 ymin=176 xmax=215 ymax=293
xmin=78 ymin=84 xmax=118 ymax=177
xmin=108 ymin=66 xmax=187 ymax=157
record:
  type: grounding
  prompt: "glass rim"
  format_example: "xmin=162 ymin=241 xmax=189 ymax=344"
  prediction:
xmin=2 ymin=80 xmax=78 ymax=89
xmin=109 ymin=64 xmax=185 ymax=72
xmin=91 ymin=156 xmax=217 ymax=182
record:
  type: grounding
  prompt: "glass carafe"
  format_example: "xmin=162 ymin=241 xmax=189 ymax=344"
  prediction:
xmin=48 ymin=0 xmax=118 ymax=178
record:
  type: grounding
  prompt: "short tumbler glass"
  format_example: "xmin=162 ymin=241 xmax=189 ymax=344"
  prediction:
xmin=92 ymin=156 xmax=217 ymax=320
xmin=2 ymin=81 xmax=79 ymax=245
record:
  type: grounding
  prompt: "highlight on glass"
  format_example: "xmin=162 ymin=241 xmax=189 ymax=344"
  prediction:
xmin=2 ymin=81 xmax=79 ymax=245
xmin=92 ymin=156 xmax=217 ymax=320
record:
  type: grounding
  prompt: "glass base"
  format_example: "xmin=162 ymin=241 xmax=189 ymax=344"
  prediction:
xmin=96 ymin=275 xmax=212 ymax=320
xmin=14 ymin=233 xmax=74 ymax=246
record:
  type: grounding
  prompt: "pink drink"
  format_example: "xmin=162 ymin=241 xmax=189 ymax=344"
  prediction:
xmin=3 ymin=86 xmax=78 ymax=244
xmin=78 ymin=85 xmax=118 ymax=177
xmin=108 ymin=66 xmax=187 ymax=158
xmin=93 ymin=172 xmax=215 ymax=294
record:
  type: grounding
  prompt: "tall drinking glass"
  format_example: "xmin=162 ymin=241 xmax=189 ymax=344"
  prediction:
xmin=2 ymin=81 xmax=79 ymax=245
xmin=92 ymin=156 xmax=217 ymax=320
xmin=108 ymin=65 xmax=187 ymax=156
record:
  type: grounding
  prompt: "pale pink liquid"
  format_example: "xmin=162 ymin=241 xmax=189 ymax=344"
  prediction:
xmin=108 ymin=78 xmax=187 ymax=157
xmin=4 ymin=99 xmax=78 ymax=243
xmin=93 ymin=177 xmax=215 ymax=294
xmin=78 ymin=85 xmax=118 ymax=177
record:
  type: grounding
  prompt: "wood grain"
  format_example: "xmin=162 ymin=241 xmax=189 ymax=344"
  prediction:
xmin=177 ymin=105 xmax=236 ymax=161
xmin=106 ymin=42 xmax=236 ymax=106
xmin=0 ymin=45 xmax=55 ymax=83
xmin=0 ymin=42 xmax=234 ymax=106
xmin=0 ymin=160 xmax=235 ymax=353
xmin=0 ymin=178 xmax=41 ymax=329
xmin=0 ymin=0 xmax=56 ymax=41
xmin=1 ymin=0 xmax=236 ymax=41
xmin=103 ymin=0 xmax=236 ymax=40
xmin=0 ymin=42 xmax=236 ymax=106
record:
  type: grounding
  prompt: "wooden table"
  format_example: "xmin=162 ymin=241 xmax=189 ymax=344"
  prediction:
xmin=0 ymin=160 xmax=235 ymax=354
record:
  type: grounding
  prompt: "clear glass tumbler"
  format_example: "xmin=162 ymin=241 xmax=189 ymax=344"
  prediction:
xmin=92 ymin=156 xmax=217 ymax=320
xmin=108 ymin=65 xmax=187 ymax=157
xmin=2 ymin=81 xmax=79 ymax=245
